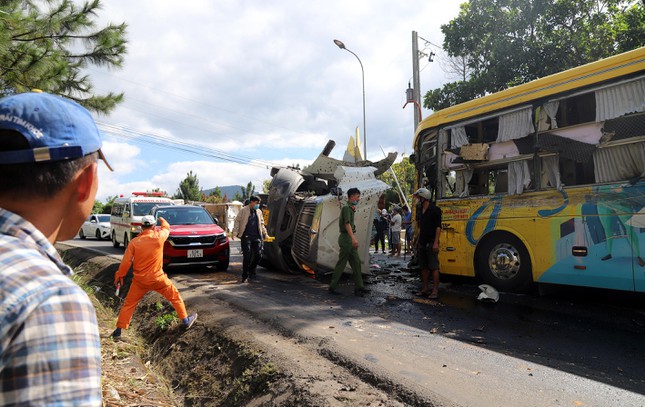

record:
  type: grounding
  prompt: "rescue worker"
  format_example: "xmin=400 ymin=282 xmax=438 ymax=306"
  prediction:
xmin=110 ymin=215 xmax=197 ymax=339
xmin=232 ymin=195 xmax=268 ymax=283
xmin=328 ymin=187 xmax=369 ymax=297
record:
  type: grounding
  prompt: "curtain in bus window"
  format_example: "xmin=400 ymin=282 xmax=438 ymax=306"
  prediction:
xmin=593 ymin=142 xmax=645 ymax=183
xmin=508 ymin=160 xmax=531 ymax=195
xmin=542 ymin=155 xmax=562 ymax=190
xmin=595 ymin=78 xmax=645 ymax=122
xmin=497 ymin=107 xmax=535 ymax=142
xmin=456 ymin=167 xmax=473 ymax=197
xmin=542 ymin=101 xmax=559 ymax=129
xmin=451 ymin=126 xmax=469 ymax=148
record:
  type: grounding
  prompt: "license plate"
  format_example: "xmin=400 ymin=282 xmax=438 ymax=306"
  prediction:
xmin=187 ymin=249 xmax=203 ymax=258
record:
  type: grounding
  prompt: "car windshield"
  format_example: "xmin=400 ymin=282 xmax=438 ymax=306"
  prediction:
xmin=155 ymin=207 xmax=214 ymax=225
xmin=97 ymin=215 xmax=110 ymax=222
xmin=133 ymin=202 xmax=162 ymax=216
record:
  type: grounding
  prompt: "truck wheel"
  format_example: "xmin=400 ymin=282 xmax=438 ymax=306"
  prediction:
xmin=123 ymin=233 xmax=129 ymax=249
xmin=112 ymin=232 xmax=120 ymax=248
xmin=476 ymin=233 xmax=532 ymax=292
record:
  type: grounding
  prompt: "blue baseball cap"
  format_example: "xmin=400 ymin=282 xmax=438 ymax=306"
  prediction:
xmin=0 ymin=90 xmax=112 ymax=170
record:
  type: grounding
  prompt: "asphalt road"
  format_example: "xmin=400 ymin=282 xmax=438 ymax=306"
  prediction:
xmin=68 ymin=237 xmax=645 ymax=406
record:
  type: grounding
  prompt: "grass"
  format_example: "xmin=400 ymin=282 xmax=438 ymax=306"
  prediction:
xmin=68 ymin=262 xmax=180 ymax=406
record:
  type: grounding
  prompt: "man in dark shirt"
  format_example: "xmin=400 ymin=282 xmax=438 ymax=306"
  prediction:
xmin=232 ymin=196 xmax=268 ymax=283
xmin=413 ymin=188 xmax=442 ymax=299
xmin=329 ymin=188 xmax=368 ymax=297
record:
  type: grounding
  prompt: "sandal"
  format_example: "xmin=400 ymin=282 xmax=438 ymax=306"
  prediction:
xmin=428 ymin=292 xmax=439 ymax=300
xmin=414 ymin=291 xmax=429 ymax=297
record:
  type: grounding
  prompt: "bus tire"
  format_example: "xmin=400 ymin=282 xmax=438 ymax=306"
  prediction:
xmin=112 ymin=231 xmax=120 ymax=248
xmin=476 ymin=232 xmax=533 ymax=293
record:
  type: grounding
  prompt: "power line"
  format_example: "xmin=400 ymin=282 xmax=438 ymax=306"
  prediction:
xmin=96 ymin=121 xmax=279 ymax=169
xmin=87 ymin=67 xmax=308 ymax=137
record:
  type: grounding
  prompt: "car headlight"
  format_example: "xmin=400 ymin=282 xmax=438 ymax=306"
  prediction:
xmin=215 ymin=233 xmax=227 ymax=244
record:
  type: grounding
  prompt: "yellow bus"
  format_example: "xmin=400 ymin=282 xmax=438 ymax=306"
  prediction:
xmin=412 ymin=46 xmax=645 ymax=293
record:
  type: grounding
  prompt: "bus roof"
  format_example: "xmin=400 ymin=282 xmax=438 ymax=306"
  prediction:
xmin=414 ymin=46 xmax=645 ymax=144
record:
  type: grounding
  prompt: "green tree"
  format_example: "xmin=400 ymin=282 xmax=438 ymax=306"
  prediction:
xmin=377 ymin=156 xmax=416 ymax=206
xmin=239 ymin=181 xmax=255 ymax=201
xmin=174 ymin=171 xmax=201 ymax=202
xmin=94 ymin=194 xmax=117 ymax=214
xmin=262 ymin=179 xmax=271 ymax=193
xmin=0 ymin=0 xmax=128 ymax=113
xmin=425 ymin=0 xmax=644 ymax=110
xmin=202 ymin=187 xmax=223 ymax=204
xmin=92 ymin=200 xmax=103 ymax=214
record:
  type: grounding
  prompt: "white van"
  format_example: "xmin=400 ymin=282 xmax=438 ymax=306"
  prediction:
xmin=110 ymin=192 xmax=174 ymax=248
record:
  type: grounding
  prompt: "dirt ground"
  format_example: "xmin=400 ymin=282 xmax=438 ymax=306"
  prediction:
xmin=60 ymin=245 xmax=411 ymax=406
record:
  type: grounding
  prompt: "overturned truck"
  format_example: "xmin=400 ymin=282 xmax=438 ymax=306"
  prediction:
xmin=262 ymin=140 xmax=396 ymax=278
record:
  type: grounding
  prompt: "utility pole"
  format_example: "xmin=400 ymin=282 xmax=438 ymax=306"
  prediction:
xmin=411 ymin=31 xmax=422 ymax=131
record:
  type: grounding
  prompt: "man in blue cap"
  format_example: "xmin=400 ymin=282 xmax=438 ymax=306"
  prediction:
xmin=0 ymin=91 xmax=111 ymax=406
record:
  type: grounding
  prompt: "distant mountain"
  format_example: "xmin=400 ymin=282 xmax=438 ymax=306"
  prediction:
xmin=202 ymin=185 xmax=245 ymax=201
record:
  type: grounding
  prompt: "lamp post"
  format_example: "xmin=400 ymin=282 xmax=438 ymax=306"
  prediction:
xmin=334 ymin=39 xmax=366 ymax=160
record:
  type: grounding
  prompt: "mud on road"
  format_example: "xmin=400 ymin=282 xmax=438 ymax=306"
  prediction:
xmin=58 ymin=244 xmax=433 ymax=407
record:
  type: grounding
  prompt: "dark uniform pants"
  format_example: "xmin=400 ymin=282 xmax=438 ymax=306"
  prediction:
xmin=241 ymin=237 xmax=263 ymax=279
xmin=330 ymin=233 xmax=364 ymax=290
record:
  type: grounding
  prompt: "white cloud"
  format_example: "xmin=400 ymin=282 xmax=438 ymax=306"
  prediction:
xmin=89 ymin=0 xmax=462 ymax=202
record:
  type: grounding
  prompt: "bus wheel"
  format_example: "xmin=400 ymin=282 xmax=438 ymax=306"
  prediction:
xmin=477 ymin=233 xmax=532 ymax=292
xmin=112 ymin=232 xmax=120 ymax=248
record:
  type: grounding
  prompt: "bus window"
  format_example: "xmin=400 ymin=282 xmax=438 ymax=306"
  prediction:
xmin=556 ymin=92 xmax=596 ymax=127
xmin=560 ymin=157 xmax=595 ymax=186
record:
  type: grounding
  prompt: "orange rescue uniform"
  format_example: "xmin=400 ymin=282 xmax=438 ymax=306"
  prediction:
xmin=114 ymin=218 xmax=188 ymax=329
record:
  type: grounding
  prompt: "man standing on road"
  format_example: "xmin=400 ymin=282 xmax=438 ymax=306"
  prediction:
xmin=110 ymin=215 xmax=197 ymax=339
xmin=373 ymin=208 xmax=389 ymax=253
xmin=0 ymin=91 xmax=108 ymax=405
xmin=402 ymin=205 xmax=413 ymax=254
xmin=329 ymin=188 xmax=369 ymax=297
xmin=232 ymin=195 xmax=268 ymax=283
xmin=389 ymin=206 xmax=402 ymax=257
xmin=413 ymin=188 xmax=442 ymax=299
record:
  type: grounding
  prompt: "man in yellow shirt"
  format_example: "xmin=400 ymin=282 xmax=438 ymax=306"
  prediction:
xmin=110 ymin=215 xmax=197 ymax=339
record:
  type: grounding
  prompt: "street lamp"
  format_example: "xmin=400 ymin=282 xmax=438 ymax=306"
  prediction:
xmin=333 ymin=39 xmax=367 ymax=160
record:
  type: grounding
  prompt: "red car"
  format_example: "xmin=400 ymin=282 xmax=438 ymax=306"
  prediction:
xmin=150 ymin=205 xmax=229 ymax=271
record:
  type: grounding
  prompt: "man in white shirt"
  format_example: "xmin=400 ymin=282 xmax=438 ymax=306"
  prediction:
xmin=389 ymin=207 xmax=402 ymax=257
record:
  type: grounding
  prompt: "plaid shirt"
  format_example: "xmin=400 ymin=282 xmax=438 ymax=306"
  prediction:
xmin=0 ymin=209 xmax=102 ymax=406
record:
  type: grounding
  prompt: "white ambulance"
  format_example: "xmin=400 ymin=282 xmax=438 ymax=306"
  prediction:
xmin=110 ymin=192 xmax=175 ymax=248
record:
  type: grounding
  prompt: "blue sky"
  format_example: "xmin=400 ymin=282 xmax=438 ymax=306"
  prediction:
xmin=89 ymin=0 xmax=463 ymax=201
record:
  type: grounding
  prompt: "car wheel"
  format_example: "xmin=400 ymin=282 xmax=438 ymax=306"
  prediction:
xmin=95 ymin=230 xmax=102 ymax=240
xmin=78 ymin=229 xmax=86 ymax=239
xmin=215 ymin=259 xmax=229 ymax=272
xmin=123 ymin=233 xmax=129 ymax=249
xmin=112 ymin=232 xmax=120 ymax=248
xmin=476 ymin=232 xmax=532 ymax=292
